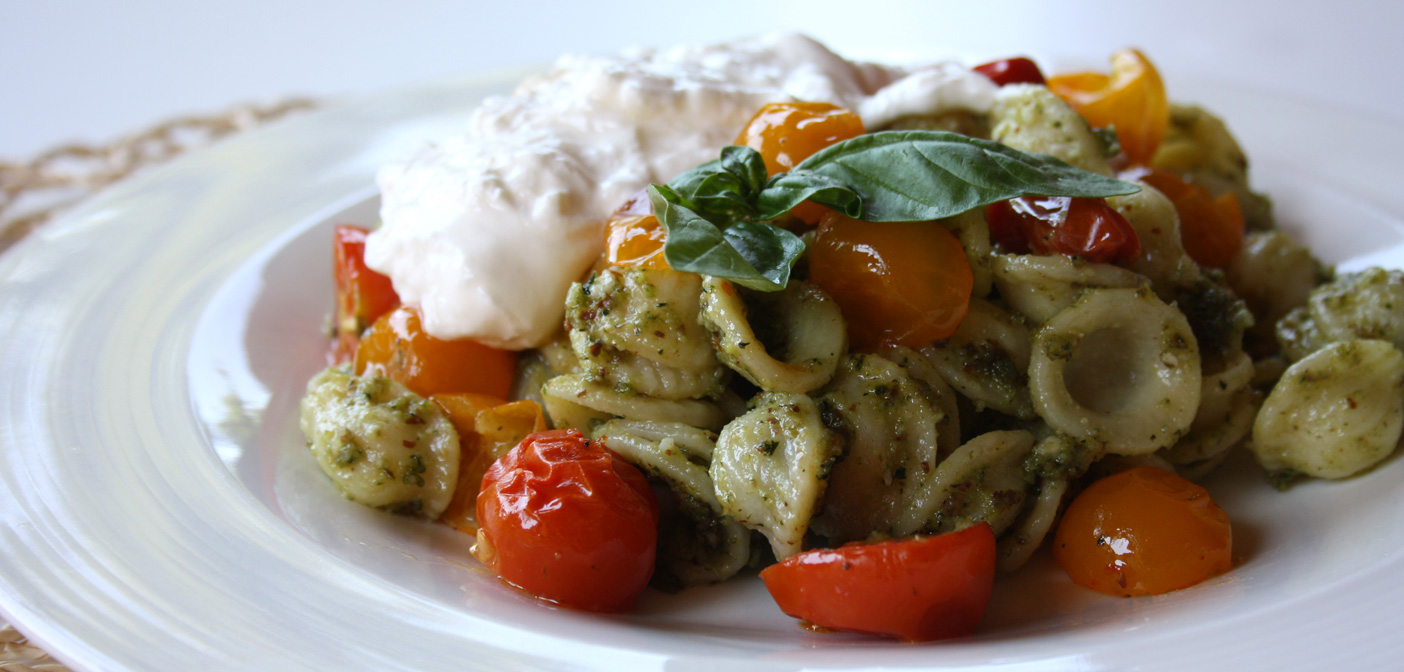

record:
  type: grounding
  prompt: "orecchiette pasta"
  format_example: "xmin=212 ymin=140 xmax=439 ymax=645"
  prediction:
xmin=1028 ymin=287 xmax=1202 ymax=455
xmin=989 ymin=84 xmax=1113 ymax=176
xmin=592 ymin=419 xmax=751 ymax=585
xmin=921 ymin=430 xmax=1037 ymax=536
xmin=1277 ymin=268 xmax=1404 ymax=362
xmin=1252 ymin=339 xmax=1404 ymax=480
xmin=1159 ymin=351 xmax=1259 ymax=471
xmin=299 ymin=366 xmax=460 ymax=518
xmin=917 ymin=299 xmax=1036 ymax=420
xmin=541 ymin=373 xmax=731 ymax=431
xmin=710 ymin=393 xmax=841 ymax=559
xmin=698 ymin=277 xmax=847 ymax=394
xmin=810 ymin=353 xmax=949 ymax=541
xmin=991 ymin=254 xmax=1147 ymax=325
xmin=566 ymin=267 xmax=726 ymax=400
xmin=1107 ymin=180 xmax=1199 ymax=289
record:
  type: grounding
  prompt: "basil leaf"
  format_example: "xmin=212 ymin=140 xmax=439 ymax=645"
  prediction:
xmin=666 ymin=157 xmax=757 ymax=222
xmin=648 ymin=185 xmax=804 ymax=291
xmin=793 ymin=130 xmax=1140 ymax=222
xmin=719 ymin=145 xmax=769 ymax=195
xmin=756 ymin=170 xmax=862 ymax=220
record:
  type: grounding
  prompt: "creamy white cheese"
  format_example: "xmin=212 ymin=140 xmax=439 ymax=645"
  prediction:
xmin=366 ymin=33 xmax=999 ymax=349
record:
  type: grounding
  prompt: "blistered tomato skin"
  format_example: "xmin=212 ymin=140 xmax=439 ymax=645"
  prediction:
xmin=475 ymin=429 xmax=659 ymax=612
xmin=354 ymin=305 xmax=517 ymax=399
xmin=973 ymin=57 xmax=1047 ymax=86
xmin=1054 ymin=467 xmax=1233 ymax=597
xmin=986 ymin=196 xmax=1142 ymax=265
xmin=760 ymin=523 xmax=996 ymax=642
xmin=810 ymin=211 xmax=973 ymax=351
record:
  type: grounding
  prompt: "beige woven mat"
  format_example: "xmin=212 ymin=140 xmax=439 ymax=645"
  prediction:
xmin=0 ymin=98 xmax=315 ymax=672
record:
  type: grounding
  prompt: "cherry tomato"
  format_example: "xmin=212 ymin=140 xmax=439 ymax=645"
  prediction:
xmin=734 ymin=101 xmax=866 ymax=224
xmin=1048 ymin=49 xmax=1169 ymax=166
xmin=475 ymin=429 xmax=659 ymax=612
xmin=760 ymin=523 xmax=996 ymax=642
xmin=433 ymin=395 xmax=546 ymax=534
xmin=1134 ymin=168 xmax=1245 ymax=269
xmin=604 ymin=213 xmax=670 ymax=270
xmin=809 ymin=211 xmax=973 ymax=351
xmin=973 ymin=57 xmax=1046 ymax=86
xmin=1054 ymin=466 xmax=1233 ymax=597
xmin=354 ymin=305 xmax=517 ymax=399
xmin=986 ymin=196 xmax=1141 ymax=265
xmin=330 ymin=224 xmax=400 ymax=364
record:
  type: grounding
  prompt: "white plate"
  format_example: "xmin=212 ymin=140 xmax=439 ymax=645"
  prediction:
xmin=4 ymin=71 xmax=1404 ymax=671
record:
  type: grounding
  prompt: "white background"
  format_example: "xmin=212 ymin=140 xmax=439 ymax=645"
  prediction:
xmin=3 ymin=0 xmax=1403 ymax=160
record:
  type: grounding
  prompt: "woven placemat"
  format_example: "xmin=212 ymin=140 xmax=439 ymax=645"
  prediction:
xmin=0 ymin=98 xmax=316 ymax=672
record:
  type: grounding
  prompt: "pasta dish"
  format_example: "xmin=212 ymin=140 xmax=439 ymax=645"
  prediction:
xmin=297 ymin=35 xmax=1404 ymax=641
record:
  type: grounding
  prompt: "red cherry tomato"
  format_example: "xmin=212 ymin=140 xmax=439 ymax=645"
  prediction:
xmin=330 ymin=224 xmax=400 ymax=364
xmin=809 ymin=211 xmax=974 ymax=351
xmin=973 ymin=57 xmax=1046 ymax=86
xmin=986 ymin=196 xmax=1141 ymax=265
xmin=475 ymin=429 xmax=659 ymax=612
xmin=760 ymin=523 xmax=996 ymax=642
xmin=354 ymin=305 xmax=517 ymax=399
xmin=1054 ymin=467 xmax=1233 ymax=597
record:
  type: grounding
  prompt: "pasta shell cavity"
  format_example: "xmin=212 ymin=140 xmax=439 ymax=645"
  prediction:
xmin=698 ymin=277 xmax=847 ymax=394
xmin=593 ymin=419 xmax=751 ymax=585
xmin=299 ymin=366 xmax=460 ymax=519
xmin=1029 ymin=288 xmax=1202 ymax=455
xmin=710 ymin=393 xmax=842 ymax=560
xmin=918 ymin=299 xmax=1036 ymax=420
xmin=810 ymin=354 xmax=949 ymax=542
xmin=1252 ymin=339 xmax=1404 ymax=480
xmin=566 ymin=267 xmax=726 ymax=400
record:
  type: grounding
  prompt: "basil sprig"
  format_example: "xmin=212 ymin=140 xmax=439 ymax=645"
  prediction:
xmin=650 ymin=130 xmax=1140 ymax=291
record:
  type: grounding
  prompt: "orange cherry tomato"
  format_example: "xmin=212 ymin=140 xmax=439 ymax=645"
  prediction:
xmin=330 ymin=224 xmax=400 ymax=364
xmin=604 ymin=214 xmax=670 ymax=270
xmin=809 ymin=211 xmax=973 ymax=351
xmin=760 ymin=523 xmax=996 ymax=642
xmin=354 ymin=305 xmax=517 ymax=399
xmin=1135 ymin=169 xmax=1245 ymax=269
xmin=1048 ymin=49 xmax=1169 ymax=166
xmin=734 ymin=101 xmax=866 ymax=225
xmin=986 ymin=196 xmax=1141 ymax=265
xmin=1054 ymin=466 xmax=1233 ymax=597
xmin=973 ymin=57 xmax=1046 ymax=86
xmin=475 ymin=429 xmax=658 ymax=612
xmin=433 ymin=395 xmax=547 ymax=534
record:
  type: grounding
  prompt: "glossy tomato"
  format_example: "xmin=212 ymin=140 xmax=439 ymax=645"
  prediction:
xmin=1135 ymin=168 xmax=1245 ymax=269
xmin=734 ymin=101 xmax=865 ymax=224
xmin=986 ymin=196 xmax=1141 ymax=265
xmin=354 ymin=305 xmax=517 ymax=399
xmin=809 ymin=211 xmax=973 ymax=351
xmin=475 ymin=429 xmax=659 ymax=612
xmin=1054 ymin=466 xmax=1233 ymax=597
xmin=330 ymin=224 xmax=400 ymax=364
xmin=973 ymin=57 xmax=1046 ymax=86
xmin=1048 ymin=49 xmax=1169 ymax=166
xmin=760 ymin=523 xmax=996 ymax=642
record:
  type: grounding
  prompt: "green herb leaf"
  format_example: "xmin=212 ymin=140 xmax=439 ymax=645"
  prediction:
xmin=648 ymin=185 xmax=804 ymax=291
xmin=756 ymin=170 xmax=862 ymax=220
xmin=793 ymin=130 xmax=1140 ymax=222
xmin=719 ymin=145 xmax=769 ymax=195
